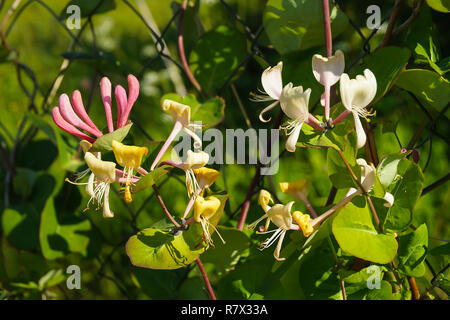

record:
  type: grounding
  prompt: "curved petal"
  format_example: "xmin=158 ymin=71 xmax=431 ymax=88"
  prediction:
xmin=262 ymin=62 xmax=283 ymax=100
xmin=339 ymin=73 xmax=352 ymax=111
xmin=279 ymin=83 xmax=310 ymax=122
xmin=119 ymin=74 xmax=140 ymax=128
xmin=59 ymin=94 xmax=102 ymax=137
xmin=51 ymin=107 xmax=95 ymax=143
xmin=285 ymin=122 xmax=303 ymax=152
xmin=312 ymin=50 xmax=345 ymax=87
xmin=71 ymin=90 xmax=102 ymax=134
xmin=102 ymin=184 xmax=114 ymax=218
xmin=259 ymin=100 xmax=279 ymax=123
xmin=353 ymin=112 xmax=367 ymax=149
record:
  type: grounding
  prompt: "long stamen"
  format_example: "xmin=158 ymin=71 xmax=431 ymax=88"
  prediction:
xmin=247 ymin=213 xmax=269 ymax=230
xmin=260 ymin=228 xmax=283 ymax=249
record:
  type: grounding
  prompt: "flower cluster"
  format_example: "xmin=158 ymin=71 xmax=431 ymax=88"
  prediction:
xmin=255 ymin=50 xmax=377 ymax=152
xmin=52 ymin=75 xmax=225 ymax=246
xmin=249 ymin=50 xmax=390 ymax=260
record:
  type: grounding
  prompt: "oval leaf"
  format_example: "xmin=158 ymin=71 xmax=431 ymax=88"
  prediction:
xmin=332 ymin=199 xmax=398 ymax=264
xmin=126 ymin=223 xmax=206 ymax=270
xmin=90 ymin=122 xmax=133 ymax=152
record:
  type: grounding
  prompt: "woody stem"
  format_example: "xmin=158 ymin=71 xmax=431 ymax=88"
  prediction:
xmin=152 ymin=184 xmax=181 ymax=229
xmin=196 ymin=258 xmax=216 ymax=300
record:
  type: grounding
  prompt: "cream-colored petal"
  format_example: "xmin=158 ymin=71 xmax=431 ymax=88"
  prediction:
xmin=268 ymin=201 xmax=294 ymax=230
xmin=85 ymin=152 xmax=116 ymax=183
xmin=279 ymin=83 xmax=310 ymax=122
xmin=86 ymin=173 xmax=95 ymax=199
xmin=383 ymin=192 xmax=395 ymax=207
xmin=312 ymin=50 xmax=345 ymax=87
xmin=285 ymin=122 xmax=303 ymax=153
xmin=185 ymin=150 xmax=209 ymax=170
xmin=262 ymin=62 xmax=283 ymax=100
xmin=339 ymin=73 xmax=352 ymax=111
xmin=353 ymin=112 xmax=367 ymax=150
xmin=273 ymin=230 xmax=287 ymax=261
xmin=102 ymin=184 xmax=114 ymax=218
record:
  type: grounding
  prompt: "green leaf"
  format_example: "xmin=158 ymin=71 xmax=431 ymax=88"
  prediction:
xmin=352 ymin=46 xmax=411 ymax=104
xmin=425 ymin=0 xmax=450 ymax=12
xmin=65 ymin=0 xmax=117 ymax=16
xmin=377 ymin=152 xmax=408 ymax=189
xmin=189 ymin=25 xmax=247 ymax=93
xmin=90 ymin=122 xmax=133 ymax=152
xmin=396 ymin=224 xmax=428 ymax=277
xmin=2 ymin=204 xmax=40 ymax=251
xmin=415 ymin=43 xmax=443 ymax=75
xmin=383 ymin=160 xmax=424 ymax=232
xmin=332 ymin=199 xmax=398 ymax=264
xmin=263 ymin=0 xmax=347 ymax=54
xmin=200 ymin=226 xmax=251 ymax=274
xmin=160 ymin=93 xmax=226 ymax=127
xmin=39 ymin=184 xmax=91 ymax=260
xmin=126 ymin=223 xmax=206 ymax=270
xmin=395 ymin=69 xmax=450 ymax=112
xmin=133 ymin=166 xmax=169 ymax=193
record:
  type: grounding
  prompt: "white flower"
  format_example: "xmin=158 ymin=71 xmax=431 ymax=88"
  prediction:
xmin=383 ymin=192 xmax=395 ymax=207
xmin=84 ymin=152 xmax=117 ymax=218
xmin=254 ymin=62 xmax=283 ymax=123
xmin=248 ymin=190 xmax=300 ymax=261
xmin=340 ymin=69 xmax=377 ymax=149
xmin=312 ymin=50 xmax=345 ymax=89
xmin=279 ymin=83 xmax=311 ymax=152
xmin=312 ymin=50 xmax=345 ymax=120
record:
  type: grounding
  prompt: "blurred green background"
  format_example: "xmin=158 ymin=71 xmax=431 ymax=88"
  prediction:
xmin=0 ymin=0 xmax=448 ymax=299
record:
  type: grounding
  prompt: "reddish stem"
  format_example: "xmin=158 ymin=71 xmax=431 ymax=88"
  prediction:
xmin=196 ymin=258 xmax=216 ymax=300
xmin=332 ymin=110 xmax=351 ymax=125
xmin=152 ymin=184 xmax=181 ymax=229
xmin=322 ymin=0 xmax=333 ymax=57
xmin=178 ymin=0 xmax=202 ymax=93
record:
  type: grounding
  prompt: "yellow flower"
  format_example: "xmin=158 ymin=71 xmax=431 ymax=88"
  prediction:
xmin=191 ymin=167 xmax=220 ymax=195
xmin=194 ymin=195 xmax=227 ymax=246
xmin=259 ymin=189 xmax=274 ymax=213
xmin=249 ymin=199 xmax=296 ymax=261
xmin=112 ymin=140 xmax=148 ymax=203
xmin=279 ymin=179 xmax=309 ymax=200
xmin=292 ymin=211 xmax=314 ymax=237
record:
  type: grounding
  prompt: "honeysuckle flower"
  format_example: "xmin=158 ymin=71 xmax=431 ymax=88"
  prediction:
xmin=69 ymin=152 xmax=117 ymax=218
xmin=279 ymin=84 xmax=311 ymax=152
xmin=194 ymin=195 xmax=226 ymax=246
xmin=345 ymin=158 xmax=376 ymax=198
xmin=52 ymin=74 xmax=140 ymax=141
xmin=312 ymin=50 xmax=345 ymax=121
xmin=159 ymin=150 xmax=211 ymax=219
xmin=112 ymin=140 xmax=148 ymax=203
xmin=340 ymin=69 xmax=377 ymax=149
xmin=249 ymin=201 xmax=300 ymax=261
xmin=252 ymin=62 xmax=283 ymax=123
xmin=279 ymin=179 xmax=318 ymax=218
xmin=279 ymin=179 xmax=309 ymax=201
xmin=150 ymin=100 xmax=202 ymax=171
